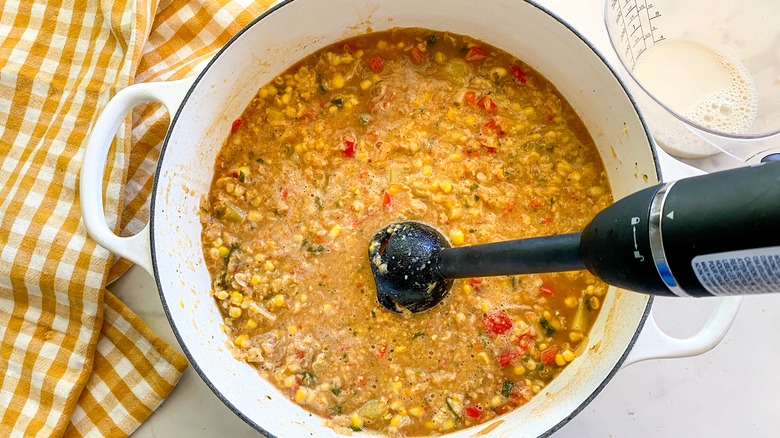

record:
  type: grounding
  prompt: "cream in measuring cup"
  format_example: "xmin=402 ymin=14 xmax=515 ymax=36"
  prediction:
xmin=633 ymin=39 xmax=758 ymax=135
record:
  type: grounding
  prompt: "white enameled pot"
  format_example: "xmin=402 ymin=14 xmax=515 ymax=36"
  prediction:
xmin=81 ymin=0 xmax=742 ymax=436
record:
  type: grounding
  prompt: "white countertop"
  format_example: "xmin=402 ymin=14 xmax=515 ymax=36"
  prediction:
xmin=111 ymin=1 xmax=780 ymax=436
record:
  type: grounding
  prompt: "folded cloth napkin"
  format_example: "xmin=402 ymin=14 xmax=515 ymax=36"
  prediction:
xmin=0 ymin=0 xmax=273 ymax=436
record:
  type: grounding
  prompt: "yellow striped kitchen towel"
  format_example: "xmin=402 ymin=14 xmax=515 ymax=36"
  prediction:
xmin=0 ymin=0 xmax=274 ymax=436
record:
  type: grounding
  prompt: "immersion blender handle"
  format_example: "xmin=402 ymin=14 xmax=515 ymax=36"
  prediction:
xmin=438 ymin=233 xmax=585 ymax=278
xmin=581 ymin=161 xmax=780 ymax=297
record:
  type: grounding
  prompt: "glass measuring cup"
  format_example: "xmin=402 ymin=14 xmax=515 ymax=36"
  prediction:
xmin=603 ymin=0 xmax=780 ymax=165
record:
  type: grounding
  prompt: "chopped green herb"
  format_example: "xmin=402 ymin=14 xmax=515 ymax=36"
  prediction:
xmin=349 ymin=426 xmax=362 ymax=432
xmin=218 ymin=271 xmax=228 ymax=289
xmin=314 ymin=196 xmax=323 ymax=210
xmin=501 ymin=380 xmax=515 ymax=398
xmin=412 ymin=332 xmax=426 ymax=339
xmin=478 ymin=332 xmax=490 ymax=348
xmin=427 ymin=34 xmax=438 ymax=46
xmin=370 ymin=310 xmax=376 ymax=318
xmin=238 ymin=171 xmax=245 ymax=183
xmin=329 ymin=405 xmax=342 ymax=415
xmin=358 ymin=113 xmax=371 ymax=125
xmin=256 ymin=157 xmax=265 ymax=163
xmin=306 ymin=244 xmax=326 ymax=253
xmin=224 ymin=243 xmax=240 ymax=267
xmin=445 ymin=397 xmax=461 ymax=422
xmin=540 ymin=318 xmax=557 ymax=337
xmin=331 ymin=98 xmax=344 ymax=108
xmin=318 ymin=84 xmax=327 ymax=94
xmin=331 ymin=387 xmax=342 ymax=396
xmin=300 ymin=238 xmax=308 ymax=249
xmin=469 ymin=183 xmax=479 ymax=191
xmin=300 ymin=372 xmax=316 ymax=386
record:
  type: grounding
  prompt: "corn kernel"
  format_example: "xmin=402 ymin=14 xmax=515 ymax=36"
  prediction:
xmin=247 ymin=319 xmax=259 ymax=329
xmin=562 ymin=349 xmax=575 ymax=362
xmin=350 ymin=413 xmax=364 ymax=427
xmin=490 ymin=395 xmax=502 ymax=407
xmin=332 ymin=75 xmax=344 ymax=89
xmin=564 ymin=296 xmax=578 ymax=308
xmin=216 ymin=290 xmax=229 ymax=301
xmin=299 ymin=294 xmax=308 ymax=303
xmin=586 ymin=285 xmax=596 ymax=295
xmin=395 ymin=345 xmax=406 ymax=353
xmin=450 ymin=229 xmax=465 ymax=246
xmin=555 ymin=353 xmax=566 ymax=366
xmin=462 ymin=284 xmax=473 ymax=294
xmin=218 ymin=246 xmax=230 ymax=257
xmin=440 ymin=181 xmax=453 ymax=193
xmin=588 ymin=296 xmax=600 ymax=310
xmin=392 ymin=381 xmax=403 ymax=392
xmin=273 ymin=294 xmax=285 ymax=307
xmin=328 ymin=225 xmax=341 ymax=239
xmin=284 ymin=375 xmax=296 ymax=387
xmin=477 ymin=351 xmax=490 ymax=365
xmin=235 ymin=334 xmax=249 ymax=348
xmin=513 ymin=365 xmax=526 ymax=375
xmin=265 ymin=260 xmax=276 ymax=272
xmin=390 ymin=414 xmax=403 ymax=427
xmin=231 ymin=291 xmax=244 ymax=305
xmin=449 ymin=153 xmax=462 ymax=161
xmin=423 ymin=165 xmax=432 ymax=176
xmin=288 ymin=325 xmax=297 ymax=334
xmin=229 ymin=307 xmax=242 ymax=318
xmin=322 ymin=304 xmax=332 ymax=313
xmin=388 ymin=183 xmax=404 ymax=195
xmin=409 ymin=406 xmax=424 ymax=417
xmin=443 ymin=419 xmax=455 ymax=430
xmin=524 ymin=107 xmax=535 ymax=117
xmin=251 ymin=274 xmax=262 ymax=285
xmin=569 ymin=331 xmax=583 ymax=342
xmin=296 ymin=388 xmax=307 ymax=402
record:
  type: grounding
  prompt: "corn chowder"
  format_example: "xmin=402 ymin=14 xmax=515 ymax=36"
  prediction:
xmin=200 ymin=28 xmax=612 ymax=436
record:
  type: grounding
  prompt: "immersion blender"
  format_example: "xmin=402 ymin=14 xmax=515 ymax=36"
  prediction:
xmin=369 ymin=161 xmax=780 ymax=312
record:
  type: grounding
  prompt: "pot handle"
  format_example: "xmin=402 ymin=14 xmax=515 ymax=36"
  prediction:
xmin=80 ymin=77 xmax=194 ymax=276
xmin=621 ymin=148 xmax=742 ymax=367
xmin=621 ymin=296 xmax=742 ymax=367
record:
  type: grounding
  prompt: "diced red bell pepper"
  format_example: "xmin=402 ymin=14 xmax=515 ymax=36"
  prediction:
xmin=464 ymin=46 xmax=488 ymax=61
xmin=477 ymin=95 xmax=498 ymax=114
xmin=463 ymin=91 xmax=476 ymax=106
xmin=539 ymin=285 xmax=555 ymax=296
xmin=382 ymin=190 xmax=393 ymax=207
xmin=231 ymin=118 xmax=243 ymax=133
xmin=530 ymin=199 xmax=543 ymax=208
xmin=462 ymin=404 xmax=483 ymax=419
xmin=498 ymin=348 xmax=520 ymax=367
xmin=510 ymin=65 xmax=527 ymax=84
xmin=375 ymin=344 xmax=388 ymax=360
xmin=342 ymin=135 xmax=356 ymax=157
xmin=481 ymin=120 xmax=505 ymax=136
xmin=480 ymin=143 xmax=497 ymax=154
xmin=368 ymin=56 xmax=383 ymax=72
xmin=470 ymin=277 xmax=483 ymax=286
xmin=483 ymin=309 xmax=513 ymax=337
xmin=410 ymin=47 xmax=426 ymax=65
xmin=540 ymin=346 xmax=558 ymax=364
